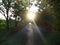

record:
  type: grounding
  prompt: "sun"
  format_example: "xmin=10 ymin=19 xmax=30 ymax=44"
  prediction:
xmin=26 ymin=0 xmax=39 ymax=21
xmin=27 ymin=12 xmax=35 ymax=21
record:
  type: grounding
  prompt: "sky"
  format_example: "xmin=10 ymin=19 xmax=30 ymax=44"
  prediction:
xmin=0 ymin=0 xmax=2 ymax=2
xmin=0 ymin=0 xmax=5 ymax=19
xmin=0 ymin=0 xmax=15 ymax=20
xmin=0 ymin=13 xmax=5 ymax=19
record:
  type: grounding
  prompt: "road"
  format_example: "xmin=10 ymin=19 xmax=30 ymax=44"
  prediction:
xmin=0 ymin=23 xmax=49 ymax=45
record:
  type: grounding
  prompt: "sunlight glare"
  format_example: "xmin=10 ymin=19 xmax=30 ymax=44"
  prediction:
xmin=29 ymin=5 xmax=39 ymax=13
xmin=29 ymin=22 xmax=32 ymax=25
xmin=32 ymin=0 xmax=37 ymax=5
xmin=26 ymin=0 xmax=39 ymax=21
xmin=27 ymin=12 xmax=35 ymax=20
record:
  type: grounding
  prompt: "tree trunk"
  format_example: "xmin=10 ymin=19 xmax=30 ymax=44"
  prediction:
xmin=15 ymin=17 xmax=18 ymax=27
xmin=6 ymin=9 xmax=9 ymax=30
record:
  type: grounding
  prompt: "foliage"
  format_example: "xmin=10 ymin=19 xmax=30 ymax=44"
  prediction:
xmin=0 ymin=19 xmax=6 ymax=31
xmin=38 ymin=0 xmax=60 ymax=45
xmin=0 ymin=0 xmax=15 ymax=30
xmin=12 ymin=0 xmax=29 ymax=27
xmin=36 ymin=0 xmax=60 ymax=32
xmin=47 ymin=0 xmax=60 ymax=32
xmin=0 ymin=0 xmax=60 ymax=45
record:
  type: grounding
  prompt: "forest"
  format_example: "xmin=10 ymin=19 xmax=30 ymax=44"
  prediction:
xmin=0 ymin=0 xmax=60 ymax=45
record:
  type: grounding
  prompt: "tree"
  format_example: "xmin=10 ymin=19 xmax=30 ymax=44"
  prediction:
xmin=48 ymin=0 xmax=60 ymax=32
xmin=41 ymin=0 xmax=60 ymax=32
xmin=34 ymin=0 xmax=56 ymax=32
xmin=0 ymin=0 xmax=15 ymax=30
xmin=12 ymin=0 xmax=29 ymax=27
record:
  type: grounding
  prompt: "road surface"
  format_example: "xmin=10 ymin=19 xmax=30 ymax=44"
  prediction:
xmin=0 ymin=24 xmax=49 ymax=45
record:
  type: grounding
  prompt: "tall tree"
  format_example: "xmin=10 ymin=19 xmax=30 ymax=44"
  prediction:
xmin=42 ymin=0 xmax=60 ymax=31
xmin=12 ymin=0 xmax=29 ymax=27
xmin=0 ymin=0 xmax=15 ymax=30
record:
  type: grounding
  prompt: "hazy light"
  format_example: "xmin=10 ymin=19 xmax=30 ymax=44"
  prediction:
xmin=32 ymin=0 xmax=37 ymax=5
xmin=29 ymin=5 xmax=39 ymax=13
xmin=27 ymin=12 xmax=35 ymax=21
xmin=26 ymin=0 xmax=39 ymax=21
xmin=26 ymin=5 xmax=38 ymax=21
xmin=39 ymin=1 xmax=42 ymax=4
xmin=29 ymin=22 xmax=32 ymax=25
xmin=0 ymin=0 xmax=2 ymax=2
xmin=26 ymin=7 xmax=29 ymax=10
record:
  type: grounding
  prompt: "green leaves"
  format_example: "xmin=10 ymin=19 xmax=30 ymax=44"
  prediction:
xmin=22 ymin=0 xmax=29 ymax=7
